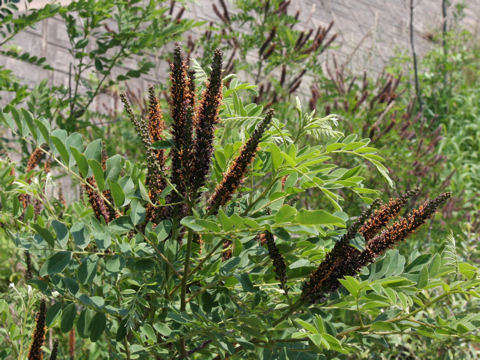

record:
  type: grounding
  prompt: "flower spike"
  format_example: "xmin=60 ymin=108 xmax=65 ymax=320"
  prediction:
xmin=167 ymin=46 xmax=194 ymax=218
xmin=302 ymin=192 xmax=450 ymax=303
xmin=259 ymin=231 xmax=288 ymax=291
xmin=191 ymin=48 xmax=223 ymax=195
xmin=359 ymin=188 xmax=419 ymax=241
xmin=28 ymin=299 xmax=47 ymax=360
xmin=207 ymin=109 xmax=274 ymax=214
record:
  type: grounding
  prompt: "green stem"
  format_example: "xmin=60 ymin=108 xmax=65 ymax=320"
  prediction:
xmin=179 ymin=230 xmax=194 ymax=357
xmin=123 ymin=338 xmax=131 ymax=360
xmin=180 ymin=230 xmax=194 ymax=311
xmin=271 ymin=297 xmax=305 ymax=328
xmin=336 ymin=290 xmax=461 ymax=338
xmin=242 ymin=175 xmax=280 ymax=216
xmin=169 ymin=237 xmax=225 ymax=297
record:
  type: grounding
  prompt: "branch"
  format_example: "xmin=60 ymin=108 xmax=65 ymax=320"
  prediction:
xmin=409 ymin=0 xmax=423 ymax=112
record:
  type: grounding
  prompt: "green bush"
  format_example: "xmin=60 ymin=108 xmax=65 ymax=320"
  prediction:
xmin=1 ymin=47 xmax=478 ymax=359
xmin=0 ymin=0 xmax=480 ymax=359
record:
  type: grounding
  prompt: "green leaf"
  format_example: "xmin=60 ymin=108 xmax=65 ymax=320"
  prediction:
xmin=308 ymin=333 xmax=330 ymax=350
xmin=71 ymin=222 xmax=90 ymax=249
xmin=326 ymin=143 xmax=344 ymax=152
xmin=39 ymin=251 xmax=72 ymax=276
xmin=88 ymin=159 xmax=105 ymax=192
xmin=296 ymin=319 xmax=318 ymax=334
xmin=61 ymin=303 xmax=76 ymax=333
xmin=108 ymin=216 xmax=133 ymax=234
xmin=71 ymin=146 xmax=89 ymax=177
xmin=153 ymin=323 xmax=172 ymax=336
xmin=89 ymin=312 xmax=106 ymax=342
xmin=350 ymin=233 xmax=366 ymax=251
xmin=405 ymin=254 xmax=431 ymax=273
xmin=52 ymin=220 xmax=69 ymax=248
xmin=0 ymin=111 xmax=15 ymax=132
xmin=63 ymin=277 xmax=79 ymax=295
xmin=77 ymin=308 xmax=92 ymax=338
xmin=343 ymin=141 xmax=366 ymax=151
xmin=313 ymin=315 xmax=326 ymax=334
xmin=155 ymin=220 xmax=172 ymax=241
xmin=77 ymin=256 xmax=98 ymax=284
xmin=51 ymin=136 xmax=69 ymax=164
xmin=235 ymin=273 xmax=254 ymax=292
xmin=366 ymin=157 xmax=393 ymax=187
xmin=275 ymin=204 xmax=297 ymax=223
xmin=46 ymin=302 xmax=62 ymax=327
xmin=339 ymin=276 xmax=362 ymax=297
xmin=193 ymin=219 xmax=220 ymax=232
xmin=322 ymin=333 xmax=345 ymax=353
xmin=295 ymin=209 xmax=344 ymax=226
xmin=459 ymin=262 xmax=477 ymax=280
xmin=75 ymin=38 xmax=89 ymax=49
xmin=429 ymin=254 xmax=442 ymax=277
xmin=180 ymin=216 xmax=206 ymax=232
xmin=217 ymin=209 xmax=235 ymax=231
xmin=116 ymin=319 xmax=128 ymax=341
xmin=108 ymin=180 xmax=125 ymax=208
xmin=35 ymin=118 xmax=50 ymax=143
xmin=130 ymin=200 xmax=145 ymax=226
xmin=106 ymin=155 xmax=122 ymax=181
xmin=32 ymin=224 xmax=55 ymax=247
xmin=417 ymin=266 xmax=429 ymax=288
xmin=105 ymin=255 xmax=123 ymax=273
xmin=21 ymin=109 xmax=37 ymax=141
xmin=9 ymin=106 xmax=25 ymax=136
xmin=268 ymin=143 xmax=283 ymax=170
xmin=141 ymin=324 xmax=156 ymax=342
xmin=94 ymin=58 xmax=103 ymax=71
xmin=371 ymin=321 xmax=396 ymax=331
xmin=84 ymin=139 xmax=103 ymax=162
xmin=66 ymin=132 xmax=83 ymax=158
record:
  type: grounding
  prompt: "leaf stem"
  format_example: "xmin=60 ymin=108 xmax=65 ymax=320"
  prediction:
xmin=180 ymin=229 xmax=194 ymax=311
xmin=169 ymin=236 xmax=225 ymax=297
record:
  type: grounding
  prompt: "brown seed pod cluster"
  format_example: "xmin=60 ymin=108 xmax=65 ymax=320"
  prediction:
xmin=302 ymin=191 xmax=451 ymax=303
xmin=26 ymin=145 xmax=48 ymax=173
xmin=84 ymin=176 xmax=111 ymax=223
xmin=83 ymin=144 xmax=117 ymax=224
xmin=120 ymin=46 xmax=272 ymax=235
xmin=69 ymin=328 xmax=75 ymax=360
xmin=359 ymin=188 xmax=419 ymax=241
xmin=49 ymin=340 xmax=58 ymax=360
xmin=191 ymin=49 xmax=223 ymax=198
xmin=25 ymin=250 xmax=33 ymax=281
xmin=208 ymin=0 xmax=336 ymax=104
xmin=258 ymin=231 xmax=288 ymax=291
xmin=18 ymin=144 xmax=50 ymax=214
xmin=28 ymin=299 xmax=47 ymax=360
xmin=207 ymin=110 xmax=274 ymax=215
xmin=145 ymin=86 xmax=167 ymax=223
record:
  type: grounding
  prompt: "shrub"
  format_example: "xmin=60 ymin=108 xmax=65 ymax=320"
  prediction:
xmin=1 ymin=47 xmax=476 ymax=359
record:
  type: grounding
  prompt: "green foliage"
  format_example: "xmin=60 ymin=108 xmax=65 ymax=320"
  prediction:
xmin=0 ymin=0 xmax=479 ymax=358
xmin=417 ymin=30 xmax=480 ymax=229
xmin=0 ymin=52 xmax=475 ymax=358
xmin=0 ymin=0 xmax=199 ymax=134
xmin=55 ymin=0 xmax=200 ymax=131
xmin=196 ymin=0 xmax=336 ymax=105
